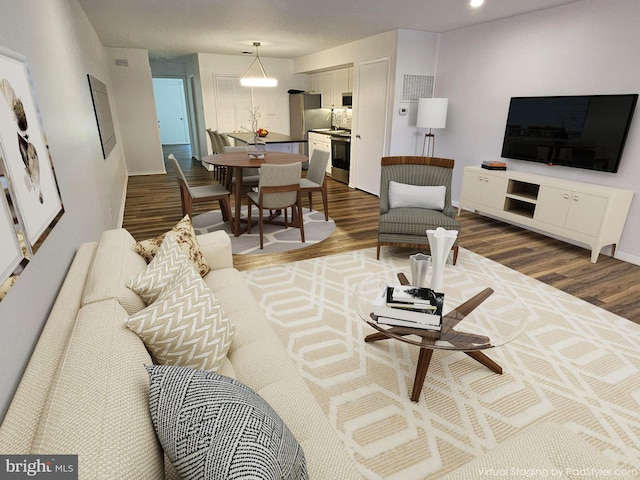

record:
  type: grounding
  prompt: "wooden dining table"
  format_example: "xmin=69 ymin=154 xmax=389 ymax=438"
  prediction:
xmin=201 ymin=151 xmax=308 ymax=236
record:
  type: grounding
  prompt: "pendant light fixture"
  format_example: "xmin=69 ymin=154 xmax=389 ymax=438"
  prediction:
xmin=240 ymin=42 xmax=278 ymax=87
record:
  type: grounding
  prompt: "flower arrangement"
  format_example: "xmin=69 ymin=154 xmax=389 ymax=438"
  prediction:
xmin=247 ymin=107 xmax=268 ymax=143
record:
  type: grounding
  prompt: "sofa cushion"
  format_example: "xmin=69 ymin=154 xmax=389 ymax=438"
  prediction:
xmin=127 ymin=234 xmax=188 ymax=305
xmin=127 ymin=252 xmax=234 ymax=374
xmin=134 ymin=215 xmax=210 ymax=277
xmin=32 ymin=299 xmax=164 ymax=478
xmin=147 ymin=364 xmax=308 ymax=480
xmin=82 ymin=229 xmax=147 ymax=315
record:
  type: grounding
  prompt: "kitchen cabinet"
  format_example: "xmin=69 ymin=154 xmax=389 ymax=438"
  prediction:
xmin=458 ymin=166 xmax=634 ymax=262
xmin=318 ymin=68 xmax=351 ymax=108
xmin=308 ymin=132 xmax=332 ymax=174
xmin=310 ymin=73 xmax=322 ymax=95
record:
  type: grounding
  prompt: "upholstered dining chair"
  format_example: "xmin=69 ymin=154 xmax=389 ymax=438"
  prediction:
xmin=223 ymin=146 xmax=260 ymax=191
xmin=168 ymin=154 xmax=233 ymax=229
xmin=377 ymin=156 xmax=460 ymax=264
xmin=246 ymin=162 xmax=305 ymax=249
xmin=300 ymin=149 xmax=331 ymax=221
xmin=206 ymin=129 xmax=230 ymax=181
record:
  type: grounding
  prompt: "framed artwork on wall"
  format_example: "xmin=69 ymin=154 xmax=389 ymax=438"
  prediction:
xmin=0 ymin=46 xmax=63 ymax=255
xmin=0 ymin=46 xmax=64 ymax=301
xmin=0 ymin=142 xmax=26 ymax=294
xmin=87 ymin=74 xmax=116 ymax=159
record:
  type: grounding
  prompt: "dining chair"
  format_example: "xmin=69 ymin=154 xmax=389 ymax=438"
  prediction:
xmin=223 ymin=146 xmax=260 ymax=191
xmin=206 ymin=129 xmax=230 ymax=181
xmin=377 ymin=156 xmax=460 ymax=264
xmin=246 ymin=162 xmax=305 ymax=249
xmin=168 ymin=154 xmax=233 ymax=229
xmin=300 ymin=149 xmax=331 ymax=221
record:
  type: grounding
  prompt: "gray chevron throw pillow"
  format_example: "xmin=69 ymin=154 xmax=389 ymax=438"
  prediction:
xmin=146 ymin=364 xmax=308 ymax=480
xmin=127 ymin=248 xmax=234 ymax=373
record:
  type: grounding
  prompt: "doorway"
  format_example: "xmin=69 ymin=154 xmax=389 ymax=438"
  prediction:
xmin=152 ymin=77 xmax=191 ymax=146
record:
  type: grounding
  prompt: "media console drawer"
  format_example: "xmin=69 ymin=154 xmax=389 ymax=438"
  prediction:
xmin=458 ymin=166 xmax=633 ymax=263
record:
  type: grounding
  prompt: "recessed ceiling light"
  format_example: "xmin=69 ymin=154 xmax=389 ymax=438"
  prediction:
xmin=470 ymin=0 xmax=484 ymax=7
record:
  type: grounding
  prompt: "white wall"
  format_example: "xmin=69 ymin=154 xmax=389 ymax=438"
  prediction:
xmin=197 ymin=53 xmax=309 ymax=153
xmin=436 ymin=0 xmax=640 ymax=264
xmin=389 ymin=29 xmax=440 ymax=155
xmin=107 ymin=47 xmax=164 ymax=175
xmin=0 ymin=0 xmax=127 ymax=420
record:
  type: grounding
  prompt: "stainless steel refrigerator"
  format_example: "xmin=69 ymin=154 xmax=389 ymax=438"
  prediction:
xmin=289 ymin=93 xmax=331 ymax=155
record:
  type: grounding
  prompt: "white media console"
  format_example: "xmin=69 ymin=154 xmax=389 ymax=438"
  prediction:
xmin=458 ymin=166 xmax=634 ymax=263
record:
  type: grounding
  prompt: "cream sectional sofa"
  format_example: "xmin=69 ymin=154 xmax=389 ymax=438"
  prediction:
xmin=0 ymin=228 xmax=362 ymax=479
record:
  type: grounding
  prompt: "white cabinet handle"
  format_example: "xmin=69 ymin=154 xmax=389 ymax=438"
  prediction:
xmin=573 ymin=195 xmax=579 ymax=201
xmin=563 ymin=193 xmax=570 ymax=199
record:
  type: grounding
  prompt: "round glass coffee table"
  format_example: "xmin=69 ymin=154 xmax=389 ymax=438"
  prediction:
xmin=354 ymin=270 xmax=527 ymax=402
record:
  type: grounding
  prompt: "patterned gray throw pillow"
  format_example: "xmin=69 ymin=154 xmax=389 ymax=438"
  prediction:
xmin=146 ymin=364 xmax=308 ymax=480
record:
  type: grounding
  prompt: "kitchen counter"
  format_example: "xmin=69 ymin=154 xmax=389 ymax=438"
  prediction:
xmin=309 ymin=129 xmax=352 ymax=138
xmin=226 ymin=132 xmax=306 ymax=144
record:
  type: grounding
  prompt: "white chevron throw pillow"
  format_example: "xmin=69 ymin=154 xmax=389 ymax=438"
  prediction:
xmin=126 ymin=254 xmax=234 ymax=373
xmin=127 ymin=234 xmax=190 ymax=305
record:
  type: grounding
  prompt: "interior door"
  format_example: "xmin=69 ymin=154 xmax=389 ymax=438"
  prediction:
xmin=351 ymin=59 xmax=389 ymax=195
xmin=153 ymin=78 xmax=190 ymax=145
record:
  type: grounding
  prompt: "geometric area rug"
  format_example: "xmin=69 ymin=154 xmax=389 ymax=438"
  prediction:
xmin=191 ymin=207 xmax=335 ymax=255
xmin=241 ymin=247 xmax=640 ymax=478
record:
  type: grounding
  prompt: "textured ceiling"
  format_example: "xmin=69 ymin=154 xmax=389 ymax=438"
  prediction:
xmin=77 ymin=0 xmax=581 ymax=59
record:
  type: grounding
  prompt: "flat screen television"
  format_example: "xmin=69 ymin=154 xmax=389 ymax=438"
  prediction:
xmin=501 ymin=94 xmax=638 ymax=173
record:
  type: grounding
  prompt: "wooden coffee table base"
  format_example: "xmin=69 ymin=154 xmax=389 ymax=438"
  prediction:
xmin=365 ymin=331 xmax=502 ymax=402
xmin=364 ymin=273 xmax=504 ymax=402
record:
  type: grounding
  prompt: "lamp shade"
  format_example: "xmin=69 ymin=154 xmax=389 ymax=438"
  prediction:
xmin=417 ymin=98 xmax=448 ymax=129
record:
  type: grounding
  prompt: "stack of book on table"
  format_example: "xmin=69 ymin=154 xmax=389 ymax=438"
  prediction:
xmin=481 ymin=160 xmax=507 ymax=170
xmin=372 ymin=285 xmax=444 ymax=331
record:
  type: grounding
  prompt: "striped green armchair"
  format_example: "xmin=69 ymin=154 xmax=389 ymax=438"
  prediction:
xmin=377 ymin=156 xmax=460 ymax=264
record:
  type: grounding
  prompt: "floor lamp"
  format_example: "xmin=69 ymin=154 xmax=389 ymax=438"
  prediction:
xmin=417 ymin=98 xmax=448 ymax=157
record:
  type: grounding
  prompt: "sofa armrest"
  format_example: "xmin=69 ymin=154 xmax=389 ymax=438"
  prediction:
xmin=197 ymin=231 xmax=233 ymax=271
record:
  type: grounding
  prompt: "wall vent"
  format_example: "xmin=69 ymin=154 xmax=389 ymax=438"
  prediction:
xmin=401 ymin=74 xmax=435 ymax=102
xmin=114 ymin=59 xmax=129 ymax=67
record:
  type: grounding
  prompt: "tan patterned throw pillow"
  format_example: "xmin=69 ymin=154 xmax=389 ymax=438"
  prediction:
xmin=126 ymin=257 xmax=234 ymax=373
xmin=134 ymin=215 xmax=210 ymax=277
xmin=127 ymin=235 xmax=188 ymax=305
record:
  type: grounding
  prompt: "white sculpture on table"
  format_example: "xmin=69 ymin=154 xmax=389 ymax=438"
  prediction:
xmin=426 ymin=227 xmax=458 ymax=291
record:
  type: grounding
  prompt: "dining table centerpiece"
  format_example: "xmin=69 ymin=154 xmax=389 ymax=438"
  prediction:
xmin=246 ymin=107 xmax=267 ymax=158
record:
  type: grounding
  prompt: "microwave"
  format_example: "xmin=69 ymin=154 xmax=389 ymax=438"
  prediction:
xmin=341 ymin=92 xmax=352 ymax=107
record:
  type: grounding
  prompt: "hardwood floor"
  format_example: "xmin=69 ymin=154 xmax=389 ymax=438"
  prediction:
xmin=122 ymin=145 xmax=640 ymax=323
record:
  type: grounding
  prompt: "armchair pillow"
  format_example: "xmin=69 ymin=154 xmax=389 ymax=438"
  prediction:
xmin=388 ymin=181 xmax=446 ymax=210
xmin=146 ymin=364 xmax=308 ymax=480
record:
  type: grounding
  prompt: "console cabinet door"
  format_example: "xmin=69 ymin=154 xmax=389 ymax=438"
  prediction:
xmin=564 ymin=191 xmax=607 ymax=236
xmin=461 ymin=170 xmax=507 ymax=210
xmin=482 ymin=174 xmax=508 ymax=210
xmin=536 ymin=185 xmax=607 ymax=236
xmin=461 ymin=170 xmax=485 ymax=204
xmin=535 ymin=186 xmax=570 ymax=227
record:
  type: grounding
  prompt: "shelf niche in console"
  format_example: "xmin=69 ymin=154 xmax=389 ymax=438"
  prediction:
xmin=504 ymin=180 xmax=539 ymax=218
